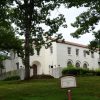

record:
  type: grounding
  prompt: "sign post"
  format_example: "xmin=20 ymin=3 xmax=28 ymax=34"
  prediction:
xmin=67 ymin=89 xmax=72 ymax=100
xmin=60 ymin=76 xmax=76 ymax=100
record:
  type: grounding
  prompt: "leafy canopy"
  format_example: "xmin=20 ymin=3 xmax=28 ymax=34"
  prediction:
xmin=63 ymin=0 xmax=100 ymax=51
xmin=0 ymin=0 xmax=23 ymax=62
xmin=8 ymin=0 xmax=67 ymax=56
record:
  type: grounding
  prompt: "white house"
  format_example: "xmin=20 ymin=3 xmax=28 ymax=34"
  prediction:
xmin=2 ymin=40 xmax=100 ymax=78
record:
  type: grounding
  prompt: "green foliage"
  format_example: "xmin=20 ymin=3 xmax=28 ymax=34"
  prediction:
xmin=88 ymin=31 xmax=100 ymax=53
xmin=30 ymin=74 xmax=54 ymax=79
xmin=0 ymin=0 xmax=23 ymax=61
xmin=3 ymin=75 xmax=20 ymax=81
xmin=62 ymin=67 xmax=88 ymax=76
xmin=95 ymin=69 xmax=100 ymax=76
xmin=63 ymin=0 xmax=100 ymax=53
xmin=62 ymin=67 xmax=99 ymax=76
xmin=67 ymin=64 xmax=75 ymax=68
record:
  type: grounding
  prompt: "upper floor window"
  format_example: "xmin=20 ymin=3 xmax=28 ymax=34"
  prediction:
xmin=67 ymin=47 xmax=71 ymax=54
xmin=76 ymin=49 xmax=79 ymax=56
xmin=91 ymin=52 xmax=94 ymax=58
xmin=50 ymin=46 xmax=53 ymax=54
xmin=83 ymin=50 xmax=86 ymax=57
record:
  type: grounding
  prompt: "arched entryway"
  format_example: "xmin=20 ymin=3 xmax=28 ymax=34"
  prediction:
xmin=32 ymin=64 xmax=37 ymax=75
xmin=30 ymin=61 xmax=41 ymax=76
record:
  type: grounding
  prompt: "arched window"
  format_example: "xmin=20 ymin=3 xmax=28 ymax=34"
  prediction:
xmin=67 ymin=60 xmax=73 ymax=67
xmin=83 ymin=62 xmax=89 ymax=69
xmin=75 ymin=62 xmax=80 ymax=68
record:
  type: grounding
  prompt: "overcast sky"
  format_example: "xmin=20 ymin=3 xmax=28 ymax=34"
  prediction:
xmin=50 ymin=6 xmax=95 ymax=45
xmin=15 ymin=5 xmax=95 ymax=45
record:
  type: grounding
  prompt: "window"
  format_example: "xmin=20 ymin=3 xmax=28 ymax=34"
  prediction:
xmin=67 ymin=47 xmax=71 ymax=54
xmin=67 ymin=60 xmax=73 ymax=67
xmin=16 ymin=62 xmax=19 ymax=69
xmin=67 ymin=61 xmax=72 ymax=66
xmin=83 ymin=63 xmax=89 ymax=69
xmin=50 ymin=46 xmax=53 ymax=54
xmin=91 ymin=52 xmax=94 ymax=58
xmin=83 ymin=50 xmax=86 ymax=57
xmin=75 ymin=62 xmax=80 ymax=68
xmin=76 ymin=49 xmax=79 ymax=56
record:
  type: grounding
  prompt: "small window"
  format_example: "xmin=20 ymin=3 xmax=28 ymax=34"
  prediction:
xmin=76 ymin=49 xmax=79 ymax=56
xmin=83 ymin=50 xmax=86 ymax=57
xmin=91 ymin=52 xmax=94 ymax=58
xmin=67 ymin=60 xmax=73 ymax=67
xmin=83 ymin=63 xmax=88 ymax=69
xmin=75 ymin=62 xmax=80 ymax=68
xmin=16 ymin=62 xmax=19 ymax=69
xmin=50 ymin=46 xmax=53 ymax=54
xmin=67 ymin=47 xmax=71 ymax=54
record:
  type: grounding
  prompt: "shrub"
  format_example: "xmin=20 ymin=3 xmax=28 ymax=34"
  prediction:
xmin=30 ymin=74 xmax=54 ymax=79
xmin=95 ymin=69 xmax=100 ymax=76
xmin=62 ymin=67 xmax=94 ymax=76
xmin=4 ymin=76 xmax=20 ymax=81
xmin=62 ymin=67 xmax=80 ymax=76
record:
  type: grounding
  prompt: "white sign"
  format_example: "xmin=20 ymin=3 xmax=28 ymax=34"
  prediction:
xmin=60 ymin=76 xmax=76 ymax=88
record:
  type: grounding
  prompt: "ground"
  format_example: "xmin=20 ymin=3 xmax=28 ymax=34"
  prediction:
xmin=0 ymin=76 xmax=100 ymax=100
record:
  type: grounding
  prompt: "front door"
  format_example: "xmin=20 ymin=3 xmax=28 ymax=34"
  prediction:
xmin=32 ymin=64 xmax=37 ymax=75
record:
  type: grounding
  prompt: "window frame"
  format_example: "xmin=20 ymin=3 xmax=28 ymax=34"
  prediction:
xmin=76 ymin=49 xmax=79 ymax=56
xmin=67 ymin=47 xmax=71 ymax=55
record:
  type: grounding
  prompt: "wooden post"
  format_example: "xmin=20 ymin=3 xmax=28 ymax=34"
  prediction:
xmin=67 ymin=89 xmax=72 ymax=100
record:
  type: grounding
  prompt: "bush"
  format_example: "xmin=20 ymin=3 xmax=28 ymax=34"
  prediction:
xmin=30 ymin=74 xmax=54 ymax=79
xmin=4 ymin=76 xmax=20 ymax=81
xmin=62 ymin=67 xmax=77 ymax=76
xmin=95 ymin=69 xmax=100 ymax=76
xmin=62 ymin=67 xmax=94 ymax=76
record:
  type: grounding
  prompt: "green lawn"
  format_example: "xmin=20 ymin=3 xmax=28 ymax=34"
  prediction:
xmin=0 ymin=76 xmax=100 ymax=100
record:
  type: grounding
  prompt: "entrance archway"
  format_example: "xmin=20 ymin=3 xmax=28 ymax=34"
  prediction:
xmin=31 ymin=61 xmax=41 ymax=75
xmin=32 ymin=64 xmax=37 ymax=75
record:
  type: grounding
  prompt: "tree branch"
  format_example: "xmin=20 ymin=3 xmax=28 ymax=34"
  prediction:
xmin=15 ymin=0 xmax=22 ymax=6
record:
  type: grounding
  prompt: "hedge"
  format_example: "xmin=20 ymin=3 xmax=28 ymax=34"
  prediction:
xmin=62 ymin=67 xmax=100 ymax=76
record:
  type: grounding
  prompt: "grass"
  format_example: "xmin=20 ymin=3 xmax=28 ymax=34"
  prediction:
xmin=0 ymin=76 xmax=100 ymax=100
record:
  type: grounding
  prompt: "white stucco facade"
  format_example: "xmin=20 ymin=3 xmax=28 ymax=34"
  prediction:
xmin=2 ymin=40 xmax=100 ymax=77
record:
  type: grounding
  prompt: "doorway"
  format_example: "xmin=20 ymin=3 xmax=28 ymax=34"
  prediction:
xmin=32 ymin=64 xmax=37 ymax=75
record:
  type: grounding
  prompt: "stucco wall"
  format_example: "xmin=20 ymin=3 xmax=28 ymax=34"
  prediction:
xmin=3 ymin=41 xmax=100 ymax=77
xmin=56 ymin=42 xmax=99 ymax=69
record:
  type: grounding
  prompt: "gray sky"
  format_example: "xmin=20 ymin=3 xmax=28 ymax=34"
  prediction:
xmin=50 ymin=6 xmax=95 ymax=45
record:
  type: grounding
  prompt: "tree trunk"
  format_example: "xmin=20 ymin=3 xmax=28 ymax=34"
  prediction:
xmin=24 ymin=28 xmax=30 ymax=80
xmin=24 ymin=0 xmax=33 ymax=80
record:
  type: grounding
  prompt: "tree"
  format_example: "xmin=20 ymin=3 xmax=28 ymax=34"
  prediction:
xmin=5 ymin=0 xmax=67 ymax=80
xmin=88 ymin=31 xmax=100 ymax=64
xmin=0 ymin=0 xmax=23 ymax=70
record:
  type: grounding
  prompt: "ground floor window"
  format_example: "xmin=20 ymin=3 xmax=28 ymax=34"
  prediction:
xmin=83 ymin=63 xmax=88 ymax=69
xmin=67 ymin=60 xmax=73 ymax=67
xmin=75 ymin=62 xmax=80 ymax=68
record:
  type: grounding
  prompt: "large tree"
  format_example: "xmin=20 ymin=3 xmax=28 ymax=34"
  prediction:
xmin=5 ymin=0 xmax=67 ymax=80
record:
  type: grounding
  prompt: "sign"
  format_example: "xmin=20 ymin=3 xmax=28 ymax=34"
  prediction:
xmin=60 ymin=76 xmax=76 ymax=88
